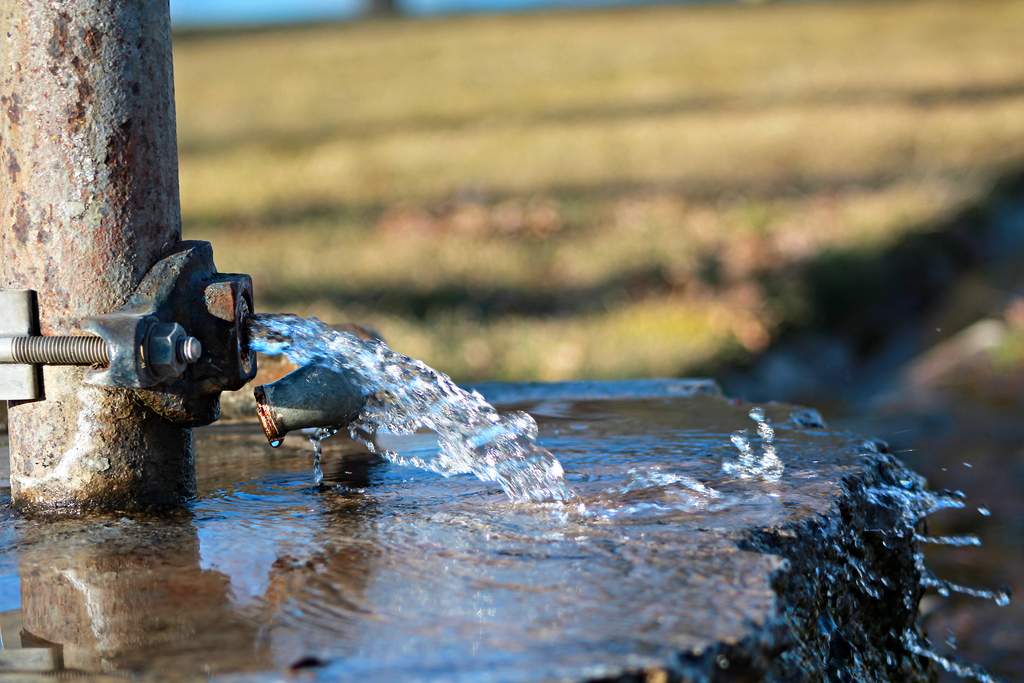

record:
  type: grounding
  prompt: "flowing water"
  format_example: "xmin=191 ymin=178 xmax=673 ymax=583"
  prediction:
xmin=0 ymin=319 xmax=1010 ymax=681
xmin=249 ymin=314 xmax=573 ymax=503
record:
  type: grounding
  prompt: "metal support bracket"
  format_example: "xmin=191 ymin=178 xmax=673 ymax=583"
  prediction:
xmin=0 ymin=290 xmax=40 ymax=401
xmin=1 ymin=241 xmax=257 ymax=426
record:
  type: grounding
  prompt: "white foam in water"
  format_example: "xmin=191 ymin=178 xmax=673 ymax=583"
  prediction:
xmin=723 ymin=407 xmax=784 ymax=481
xmin=249 ymin=315 xmax=573 ymax=503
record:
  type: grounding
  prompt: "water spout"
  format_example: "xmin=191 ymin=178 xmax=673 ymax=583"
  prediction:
xmin=253 ymin=365 xmax=365 ymax=444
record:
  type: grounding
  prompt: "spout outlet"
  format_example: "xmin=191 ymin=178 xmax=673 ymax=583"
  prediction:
xmin=254 ymin=365 xmax=365 ymax=444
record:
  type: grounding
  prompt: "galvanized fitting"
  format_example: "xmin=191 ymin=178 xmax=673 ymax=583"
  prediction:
xmin=178 ymin=336 xmax=203 ymax=364
xmin=144 ymin=322 xmax=202 ymax=381
xmin=254 ymin=365 xmax=365 ymax=445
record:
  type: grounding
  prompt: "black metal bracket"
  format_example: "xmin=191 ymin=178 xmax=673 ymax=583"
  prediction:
xmin=84 ymin=240 xmax=257 ymax=426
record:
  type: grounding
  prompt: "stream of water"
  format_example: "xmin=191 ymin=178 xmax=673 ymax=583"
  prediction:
xmin=250 ymin=314 xmax=573 ymax=503
xmin=0 ymin=386 xmax=1010 ymax=680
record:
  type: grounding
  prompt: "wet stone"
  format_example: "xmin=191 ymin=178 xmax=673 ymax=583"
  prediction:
xmin=0 ymin=387 xmax=934 ymax=681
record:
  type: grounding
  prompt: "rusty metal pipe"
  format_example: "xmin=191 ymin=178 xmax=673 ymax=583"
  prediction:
xmin=0 ymin=0 xmax=194 ymax=511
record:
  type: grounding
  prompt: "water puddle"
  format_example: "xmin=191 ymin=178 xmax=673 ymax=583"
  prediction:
xmin=0 ymin=355 xmax=1009 ymax=681
xmin=0 ymin=390 xmax=924 ymax=681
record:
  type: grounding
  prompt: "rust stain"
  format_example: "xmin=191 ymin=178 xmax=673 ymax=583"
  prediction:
xmin=204 ymin=281 xmax=238 ymax=322
xmin=82 ymin=27 xmax=103 ymax=56
xmin=37 ymin=204 xmax=52 ymax=244
xmin=70 ymin=83 xmax=93 ymax=127
xmin=104 ymin=118 xmax=134 ymax=218
xmin=47 ymin=12 xmax=71 ymax=73
xmin=2 ymin=94 xmax=22 ymax=125
xmin=6 ymin=148 xmax=20 ymax=183
xmin=13 ymin=202 xmax=30 ymax=244
xmin=67 ymin=56 xmax=94 ymax=129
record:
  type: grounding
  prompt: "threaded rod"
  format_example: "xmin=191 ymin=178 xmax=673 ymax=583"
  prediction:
xmin=9 ymin=336 xmax=110 ymax=366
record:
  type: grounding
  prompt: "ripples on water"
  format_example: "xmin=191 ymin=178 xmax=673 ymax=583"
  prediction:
xmin=0 ymin=392 xmax=860 ymax=680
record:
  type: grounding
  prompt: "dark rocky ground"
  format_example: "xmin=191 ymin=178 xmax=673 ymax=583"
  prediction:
xmin=721 ymin=176 xmax=1024 ymax=682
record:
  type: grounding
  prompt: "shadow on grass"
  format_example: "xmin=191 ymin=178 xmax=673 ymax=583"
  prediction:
xmin=259 ymin=264 xmax=679 ymax=320
xmin=764 ymin=167 xmax=1024 ymax=352
xmin=708 ymin=163 xmax=1024 ymax=396
xmin=188 ymin=167 xmax=943 ymax=230
xmin=240 ymin=164 xmax=1024 ymax=341
xmin=180 ymin=78 xmax=1024 ymax=159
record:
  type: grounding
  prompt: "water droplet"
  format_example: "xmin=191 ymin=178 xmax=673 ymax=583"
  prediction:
xmin=269 ymin=439 xmax=282 ymax=449
xmin=915 ymin=534 xmax=982 ymax=547
xmin=977 ymin=506 xmax=991 ymax=517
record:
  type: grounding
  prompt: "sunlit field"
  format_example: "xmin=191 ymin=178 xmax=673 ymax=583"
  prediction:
xmin=175 ymin=0 xmax=1024 ymax=380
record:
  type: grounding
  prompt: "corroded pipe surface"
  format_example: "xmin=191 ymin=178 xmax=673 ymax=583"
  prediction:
xmin=0 ymin=1 xmax=192 ymax=511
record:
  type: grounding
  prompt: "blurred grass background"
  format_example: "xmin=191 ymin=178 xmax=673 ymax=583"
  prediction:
xmin=175 ymin=0 xmax=1024 ymax=381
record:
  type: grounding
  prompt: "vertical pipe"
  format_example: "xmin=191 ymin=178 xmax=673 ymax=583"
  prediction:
xmin=0 ymin=1 xmax=193 ymax=511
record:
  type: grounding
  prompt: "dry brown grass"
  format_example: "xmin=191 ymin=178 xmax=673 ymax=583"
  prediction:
xmin=175 ymin=0 xmax=1024 ymax=380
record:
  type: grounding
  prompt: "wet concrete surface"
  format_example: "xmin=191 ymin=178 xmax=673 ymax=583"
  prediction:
xmin=0 ymin=387 xmax=935 ymax=681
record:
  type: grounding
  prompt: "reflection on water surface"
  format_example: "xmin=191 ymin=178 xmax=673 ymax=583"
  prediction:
xmin=0 ymin=387 xmax=884 ymax=681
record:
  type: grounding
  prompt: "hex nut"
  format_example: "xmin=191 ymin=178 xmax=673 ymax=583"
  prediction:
xmin=145 ymin=322 xmax=188 ymax=380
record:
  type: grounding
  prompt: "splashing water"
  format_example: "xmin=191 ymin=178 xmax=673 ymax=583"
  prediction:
xmin=248 ymin=314 xmax=573 ymax=503
xmin=902 ymin=630 xmax=999 ymax=683
xmin=918 ymin=565 xmax=1011 ymax=607
xmin=861 ymin=478 xmax=1011 ymax=682
xmin=723 ymin=407 xmax=784 ymax=481
xmin=914 ymin=533 xmax=982 ymax=547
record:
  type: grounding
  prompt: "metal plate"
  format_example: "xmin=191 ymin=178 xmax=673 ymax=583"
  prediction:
xmin=0 ymin=290 xmax=40 ymax=400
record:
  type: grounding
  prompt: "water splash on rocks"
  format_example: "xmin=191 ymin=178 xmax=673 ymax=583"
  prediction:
xmin=723 ymin=407 xmax=784 ymax=481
